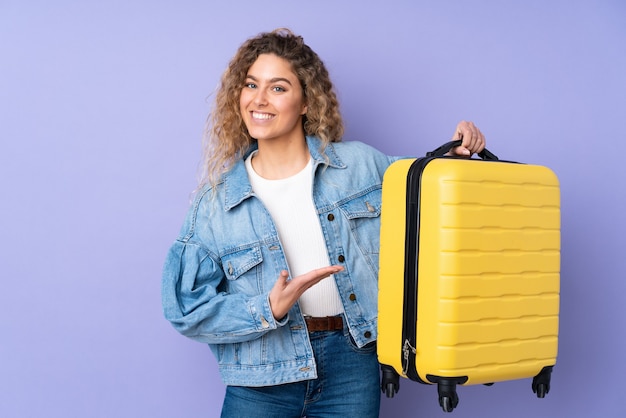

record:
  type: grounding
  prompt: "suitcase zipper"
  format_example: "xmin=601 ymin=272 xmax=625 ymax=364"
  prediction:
xmin=402 ymin=339 xmax=417 ymax=376
xmin=400 ymin=157 xmax=433 ymax=383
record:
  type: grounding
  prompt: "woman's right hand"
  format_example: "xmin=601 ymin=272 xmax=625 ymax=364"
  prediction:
xmin=269 ymin=266 xmax=344 ymax=320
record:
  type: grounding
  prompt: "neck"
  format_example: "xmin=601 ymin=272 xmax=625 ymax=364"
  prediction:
xmin=252 ymin=136 xmax=310 ymax=180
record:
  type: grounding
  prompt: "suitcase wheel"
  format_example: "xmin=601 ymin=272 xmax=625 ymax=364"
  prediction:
xmin=532 ymin=366 xmax=553 ymax=399
xmin=427 ymin=375 xmax=467 ymax=413
xmin=437 ymin=380 xmax=460 ymax=413
xmin=535 ymin=383 xmax=548 ymax=398
xmin=440 ymin=395 xmax=456 ymax=413
xmin=380 ymin=364 xmax=400 ymax=398
xmin=384 ymin=382 xmax=398 ymax=398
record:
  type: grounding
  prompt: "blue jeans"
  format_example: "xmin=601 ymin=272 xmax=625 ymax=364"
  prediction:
xmin=220 ymin=324 xmax=380 ymax=417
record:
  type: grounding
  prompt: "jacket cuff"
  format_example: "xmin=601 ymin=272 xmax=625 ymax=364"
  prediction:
xmin=247 ymin=293 xmax=284 ymax=331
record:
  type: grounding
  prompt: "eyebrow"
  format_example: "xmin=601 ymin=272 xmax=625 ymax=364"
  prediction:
xmin=245 ymin=74 xmax=293 ymax=86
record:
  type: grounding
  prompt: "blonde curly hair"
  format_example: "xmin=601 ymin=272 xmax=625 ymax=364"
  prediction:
xmin=200 ymin=28 xmax=344 ymax=187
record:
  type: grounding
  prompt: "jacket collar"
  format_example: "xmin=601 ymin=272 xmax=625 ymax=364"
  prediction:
xmin=222 ymin=136 xmax=346 ymax=211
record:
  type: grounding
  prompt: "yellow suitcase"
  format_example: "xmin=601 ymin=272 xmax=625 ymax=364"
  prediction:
xmin=377 ymin=141 xmax=560 ymax=412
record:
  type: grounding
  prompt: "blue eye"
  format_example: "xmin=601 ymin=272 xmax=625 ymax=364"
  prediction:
xmin=272 ymin=86 xmax=286 ymax=92
xmin=245 ymin=82 xmax=257 ymax=89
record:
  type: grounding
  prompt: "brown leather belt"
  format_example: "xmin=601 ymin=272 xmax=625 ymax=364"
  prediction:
xmin=304 ymin=316 xmax=343 ymax=332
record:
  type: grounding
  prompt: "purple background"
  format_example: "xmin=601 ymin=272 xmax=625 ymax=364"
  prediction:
xmin=2 ymin=1 xmax=625 ymax=417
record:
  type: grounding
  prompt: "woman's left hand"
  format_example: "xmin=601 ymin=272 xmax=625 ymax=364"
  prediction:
xmin=448 ymin=120 xmax=486 ymax=157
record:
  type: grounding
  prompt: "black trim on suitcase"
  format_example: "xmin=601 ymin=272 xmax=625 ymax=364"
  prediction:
xmin=400 ymin=156 xmax=431 ymax=384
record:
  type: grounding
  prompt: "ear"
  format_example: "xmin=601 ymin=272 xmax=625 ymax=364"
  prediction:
xmin=301 ymin=101 xmax=308 ymax=115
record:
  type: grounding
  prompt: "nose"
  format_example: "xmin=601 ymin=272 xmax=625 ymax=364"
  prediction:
xmin=253 ymin=88 xmax=267 ymax=106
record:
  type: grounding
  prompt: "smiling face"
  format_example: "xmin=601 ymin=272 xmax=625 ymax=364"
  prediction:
xmin=239 ymin=53 xmax=308 ymax=145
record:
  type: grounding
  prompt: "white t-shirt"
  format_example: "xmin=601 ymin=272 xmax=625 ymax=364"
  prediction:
xmin=245 ymin=152 xmax=344 ymax=317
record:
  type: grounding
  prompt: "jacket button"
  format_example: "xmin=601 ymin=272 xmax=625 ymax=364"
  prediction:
xmin=338 ymin=255 xmax=345 ymax=262
xmin=364 ymin=331 xmax=372 ymax=338
xmin=327 ymin=213 xmax=335 ymax=221
xmin=349 ymin=293 xmax=356 ymax=301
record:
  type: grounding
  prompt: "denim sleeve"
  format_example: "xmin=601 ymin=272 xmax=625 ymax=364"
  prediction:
xmin=161 ymin=239 xmax=282 ymax=344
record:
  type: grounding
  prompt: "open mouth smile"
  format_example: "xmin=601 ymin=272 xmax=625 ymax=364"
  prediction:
xmin=251 ymin=111 xmax=275 ymax=120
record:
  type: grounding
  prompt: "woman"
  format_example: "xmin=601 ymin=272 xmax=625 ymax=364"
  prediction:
xmin=162 ymin=28 xmax=485 ymax=417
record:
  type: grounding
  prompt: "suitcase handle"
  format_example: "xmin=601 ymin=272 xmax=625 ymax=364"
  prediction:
xmin=426 ymin=139 xmax=499 ymax=160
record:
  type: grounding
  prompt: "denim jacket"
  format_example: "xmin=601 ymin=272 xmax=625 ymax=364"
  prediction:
xmin=162 ymin=136 xmax=400 ymax=386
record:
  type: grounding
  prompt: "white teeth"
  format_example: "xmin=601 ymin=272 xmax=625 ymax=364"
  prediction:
xmin=252 ymin=112 xmax=274 ymax=120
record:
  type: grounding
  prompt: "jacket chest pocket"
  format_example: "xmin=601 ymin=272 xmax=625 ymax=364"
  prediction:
xmin=221 ymin=246 xmax=263 ymax=282
xmin=337 ymin=189 xmax=382 ymax=255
